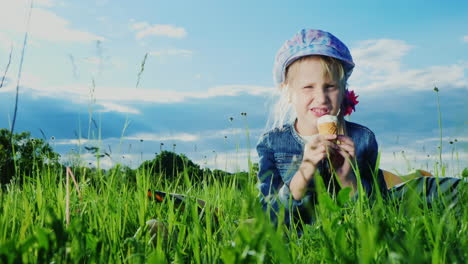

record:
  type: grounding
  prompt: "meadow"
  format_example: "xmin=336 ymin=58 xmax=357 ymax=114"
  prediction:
xmin=1 ymin=27 xmax=466 ymax=263
xmin=0 ymin=146 xmax=467 ymax=263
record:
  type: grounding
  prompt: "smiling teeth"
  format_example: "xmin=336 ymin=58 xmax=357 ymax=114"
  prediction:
xmin=312 ymin=109 xmax=328 ymax=114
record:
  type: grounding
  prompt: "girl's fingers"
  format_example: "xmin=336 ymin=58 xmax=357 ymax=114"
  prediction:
xmin=337 ymin=149 xmax=352 ymax=171
xmin=337 ymin=144 xmax=355 ymax=157
xmin=337 ymin=148 xmax=351 ymax=160
xmin=306 ymin=139 xmax=336 ymax=151
xmin=314 ymin=146 xmax=328 ymax=157
xmin=304 ymin=145 xmax=329 ymax=165
xmin=305 ymin=140 xmax=318 ymax=150
xmin=322 ymin=134 xmax=338 ymax=141
xmin=308 ymin=134 xmax=337 ymax=146
xmin=336 ymin=135 xmax=355 ymax=154
xmin=303 ymin=152 xmax=326 ymax=166
xmin=337 ymin=135 xmax=353 ymax=145
xmin=304 ymin=135 xmax=343 ymax=166
xmin=322 ymin=141 xmax=338 ymax=150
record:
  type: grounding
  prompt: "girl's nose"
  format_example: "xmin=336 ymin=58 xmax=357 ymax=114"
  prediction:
xmin=314 ymin=88 xmax=328 ymax=103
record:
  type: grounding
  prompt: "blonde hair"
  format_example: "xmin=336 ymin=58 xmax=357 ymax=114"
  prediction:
xmin=266 ymin=55 xmax=348 ymax=135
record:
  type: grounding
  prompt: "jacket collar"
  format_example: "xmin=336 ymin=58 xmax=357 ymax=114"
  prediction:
xmin=287 ymin=119 xmax=307 ymax=146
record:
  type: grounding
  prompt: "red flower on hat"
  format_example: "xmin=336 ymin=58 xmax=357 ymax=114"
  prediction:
xmin=343 ymin=90 xmax=359 ymax=116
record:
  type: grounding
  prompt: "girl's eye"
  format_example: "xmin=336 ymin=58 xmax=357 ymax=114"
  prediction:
xmin=326 ymin=85 xmax=337 ymax=90
xmin=304 ymin=86 xmax=314 ymax=89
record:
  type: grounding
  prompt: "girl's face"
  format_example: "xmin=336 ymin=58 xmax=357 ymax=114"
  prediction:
xmin=287 ymin=57 xmax=343 ymax=135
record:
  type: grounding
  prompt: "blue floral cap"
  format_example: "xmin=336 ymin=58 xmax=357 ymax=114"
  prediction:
xmin=273 ymin=29 xmax=355 ymax=86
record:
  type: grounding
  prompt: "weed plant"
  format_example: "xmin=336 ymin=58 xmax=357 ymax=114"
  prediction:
xmin=0 ymin=152 xmax=466 ymax=263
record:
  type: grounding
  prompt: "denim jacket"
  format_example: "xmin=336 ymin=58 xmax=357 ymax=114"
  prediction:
xmin=256 ymin=120 xmax=388 ymax=225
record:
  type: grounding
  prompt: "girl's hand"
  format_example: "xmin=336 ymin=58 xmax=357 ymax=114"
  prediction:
xmin=330 ymin=135 xmax=356 ymax=189
xmin=300 ymin=134 xmax=338 ymax=181
xmin=290 ymin=134 xmax=338 ymax=200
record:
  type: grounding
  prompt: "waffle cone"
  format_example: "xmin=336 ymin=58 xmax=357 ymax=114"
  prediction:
xmin=318 ymin=122 xmax=337 ymax=135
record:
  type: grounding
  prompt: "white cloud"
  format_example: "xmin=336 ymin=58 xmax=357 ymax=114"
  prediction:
xmin=97 ymin=102 xmax=140 ymax=114
xmin=120 ymin=127 xmax=263 ymax=144
xmin=202 ymin=127 xmax=264 ymax=139
xmin=50 ymin=126 xmax=260 ymax=153
xmin=0 ymin=32 xmax=16 ymax=52
xmin=192 ymin=148 xmax=255 ymax=172
xmin=130 ymin=21 xmax=187 ymax=39
xmin=380 ymin=147 xmax=467 ymax=177
xmin=80 ymin=56 xmax=124 ymax=72
xmin=54 ymin=138 xmax=90 ymax=145
xmin=66 ymin=153 xmax=115 ymax=169
xmin=0 ymin=72 xmax=46 ymax=94
xmin=0 ymin=0 xmax=103 ymax=43
xmin=126 ymin=133 xmax=200 ymax=142
xmin=414 ymin=137 xmax=468 ymax=145
xmin=82 ymin=57 xmax=103 ymax=65
xmin=35 ymin=0 xmax=55 ymax=7
xmin=208 ymin=128 xmax=244 ymax=137
xmin=49 ymin=124 xmax=266 ymax=172
xmin=352 ymin=39 xmax=413 ymax=74
xmin=463 ymin=36 xmax=468 ymax=43
xmin=203 ymin=85 xmax=273 ymax=98
xmin=3 ymin=78 xmax=273 ymax=105
xmin=149 ymin=49 xmax=193 ymax=57
xmin=349 ymin=39 xmax=467 ymax=93
xmin=60 ymin=141 xmax=467 ymax=174
xmin=130 ymin=22 xmax=149 ymax=31
xmin=52 ymin=130 xmax=467 ymax=174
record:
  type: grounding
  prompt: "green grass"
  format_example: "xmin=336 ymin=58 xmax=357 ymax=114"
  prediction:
xmin=0 ymin=159 xmax=466 ymax=263
xmin=2 ymin=10 xmax=466 ymax=262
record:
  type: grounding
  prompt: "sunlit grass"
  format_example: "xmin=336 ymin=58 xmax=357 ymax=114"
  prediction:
xmin=0 ymin=153 xmax=466 ymax=263
xmin=1 ymin=27 xmax=466 ymax=262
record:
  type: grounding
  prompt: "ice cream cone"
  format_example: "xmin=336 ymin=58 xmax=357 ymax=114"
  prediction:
xmin=317 ymin=115 xmax=337 ymax=135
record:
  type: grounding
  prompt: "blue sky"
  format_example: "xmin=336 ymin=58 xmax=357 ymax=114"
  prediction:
xmin=0 ymin=0 xmax=467 ymax=175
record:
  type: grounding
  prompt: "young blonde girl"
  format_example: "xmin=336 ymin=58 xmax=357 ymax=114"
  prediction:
xmin=257 ymin=29 xmax=463 ymax=226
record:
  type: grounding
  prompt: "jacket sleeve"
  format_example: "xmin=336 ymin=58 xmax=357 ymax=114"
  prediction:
xmin=256 ymin=134 xmax=310 ymax=226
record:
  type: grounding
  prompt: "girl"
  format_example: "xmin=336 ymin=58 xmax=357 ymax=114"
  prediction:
xmin=256 ymin=29 xmax=463 ymax=226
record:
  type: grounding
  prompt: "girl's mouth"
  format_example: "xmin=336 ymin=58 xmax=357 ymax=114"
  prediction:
xmin=310 ymin=107 xmax=330 ymax=117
